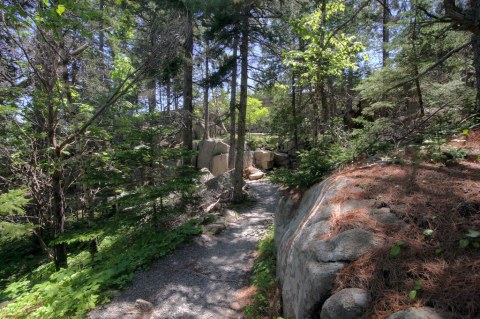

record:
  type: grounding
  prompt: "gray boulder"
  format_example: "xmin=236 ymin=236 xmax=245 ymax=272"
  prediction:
xmin=274 ymin=152 xmax=290 ymax=167
xmin=314 ymin=229 xmax=384 ymax=262
xmin=386 ymin=307 xmax=446 ymax=319
xmin=320 ymin=288 xmax=370 ymax=319
xmin=197 ymin=139 xmax=230 ymax=176
xmin=254 ymin=150 xmax=274 ymax=170
xmin=211 ymin=154 xmax=229 ymax=176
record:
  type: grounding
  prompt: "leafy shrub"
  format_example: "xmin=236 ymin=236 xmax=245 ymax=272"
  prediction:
xmin=271 ymin=116 xmax=398 ymax=189
xmin=271 ymin=147 xmax=332 ymax=189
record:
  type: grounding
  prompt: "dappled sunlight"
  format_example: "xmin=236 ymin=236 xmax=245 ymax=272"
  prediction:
xmin=88 ymin=181 xmax=279 ymax=319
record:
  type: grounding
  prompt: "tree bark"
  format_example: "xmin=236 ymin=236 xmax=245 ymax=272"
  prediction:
xmin=291 ymin=73 xmax=299 ymax=151
xmin=147 ymin=79 xmax=157 ymax=113
xmin=166 ymin=77 xmax=171 ymax=114
xmin=232 ymin=5 xmax=250 ymax=202
xmin=183 ymin=9 xmax=194 ymax=151
xmin=228 ymin=35 xmax=239 ymax=169
xmin=473 ymin=34 xmax=480 ymax=113
xmin=412 ymin=8 xmax=424 ymax=115
xmin=382 ymin=0 xmax=390 ymax=67
xmin=203 ymin=43 xmax=210 ymax=140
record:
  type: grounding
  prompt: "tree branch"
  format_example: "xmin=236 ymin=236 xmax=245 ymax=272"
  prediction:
xmin=386 ymin=40 xmax=471 ymax=92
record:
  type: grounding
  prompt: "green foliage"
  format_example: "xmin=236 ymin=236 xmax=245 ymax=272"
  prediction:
xmin=246 ymin=134 xmax=277 ymax=151
xmin=0 ymin=189 xmax=32 ymax=239
xmin=390 ymin=240 xmax=407 ymax=257
xmin=271 ymin=117 xmax=394 ymax=189
xmin=244 ymin=226 xmax=281 ymax=319
xmin=0 ymin=216 xmax=202 ymax=319
xmin=0 ymin=189 xmax=30 ymax=216
xmin=284 ymin=0 xmax=365 ymax=83
xmin=271 ymin=147 xmax=332 ymax=190
xmin=408 ymin=281 xmax=422 ymax=300
xmin=246 ymin=97 xmax=269 ymax=128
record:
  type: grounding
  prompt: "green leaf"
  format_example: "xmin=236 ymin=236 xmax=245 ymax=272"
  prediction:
xmin=408 ymin=290 xmax=417 ymax=299
xmin=459 ymin=239 xmax=469 ymax=249
xmin=472 ymin=242 xmax=480 ymax=249
xmin=397 ymin=240 xmax=407 ymax=247
xmin=423 ymin=229 xmax=433 ymax=237
xmin=465 ymin=230 xmax=480 ymax=238
xmin=56 ymin=4 xmax=65 ymax=15
xmin=390 ymin=245 xmax=401 ymax=257
xmin=435 ymin=248 xmax=443 ymax=255
xmin=414 ymin=281 xmax=422 ymax=290
xmin=43 ymin=0 xmax=48 ymax=5
xmin=462 ymin=129 xmax=469 ymax=135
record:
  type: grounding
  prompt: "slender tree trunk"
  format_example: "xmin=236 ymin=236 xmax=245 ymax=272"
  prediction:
xmin=412 ymin=7 xmax=424 ymax=115
xmin=291 ymin=73 xmax=299 ymax=151
xmin=99 ymin=0 xmax=105 ymax=53
xmin=52 ymin=165 xmax=67 ymax=270
xmin=183 ymin=9 xmax=193 ymax=151
xmin=320 ymin=80 xmax=328 ymax=126
xmin=233 ymin=5 xmax=250 ymax=202
xmin=228 ymin=34 xmax=239 ymax=169
xmin=203 ymin=43 xmax=210 ymax=140
xmin=166 ymin=77 xmax=171 ymax=114
xmin=382 ymin=0 xmax=390 ymax=67
xmin=344 ymin=68 xmax=354 ymax=127
xmin=473 ymin=34 xmax=480 ymax=113
xmin=148 ymin=79 xmax=156 ymax=113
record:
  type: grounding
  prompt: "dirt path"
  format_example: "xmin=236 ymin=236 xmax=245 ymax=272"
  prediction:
xmin=88 ymin=180 xmax=279 ymax=319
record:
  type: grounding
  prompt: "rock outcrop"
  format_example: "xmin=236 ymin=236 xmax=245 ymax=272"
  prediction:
xmin=254 ymin=150 xmax=274 ymax=170
xmin=196 ymin=140 xmax=254 ymax=176
xmin=386 ymin=307 xmax=446 ymax=319
xmin=320 ymin=288 xmax=370 ymax=319
xmin=274 ymin=176 xmax=397 ymax=319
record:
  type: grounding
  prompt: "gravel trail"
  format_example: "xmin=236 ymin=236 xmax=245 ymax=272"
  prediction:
xmin=88 ymin=180 xmax=279 ymax=319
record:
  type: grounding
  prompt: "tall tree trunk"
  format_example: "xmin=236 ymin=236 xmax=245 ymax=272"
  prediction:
xmin=99 ymin=0 xmax=105 ymax=53
xmin=203 ymin=43 xmax=210 ymax=140
xmin=166 ymin=77 xmax=171 ymax=114
xmin=148 ymin=79 xmax=157 ymax=113
xmin=183 ymin=9 xmax=193 ymax=151
xmin=233 ymin=5 xmax=250 ymax=202
xmin=291 ymin=73 xmax=299 ymax=151
xmin=344 ymin=68 xmax=354 ymax=127
xmin=412 ymin=6 xmax=424 ymax=115
xmin=228 ymin=34 xmax=239 ymax=169
xmin=52 ymin=165 xmax=67 ymax=270
xmin=473 ymin=34 xmax=480 ymax=113
xmin=382 ymin=0 xmax=390 ymax=67
xmin=320 ymin=79 xmax=328 ymax=126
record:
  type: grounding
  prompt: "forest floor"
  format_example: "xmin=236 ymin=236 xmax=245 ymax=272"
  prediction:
xmin=330 ymin=130 xmax=480 ymax=318
xmin=88 ymin=180 xmax=279 ymax=319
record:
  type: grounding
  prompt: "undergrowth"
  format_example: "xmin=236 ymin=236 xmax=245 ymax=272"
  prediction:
xmin=244 ymin=226 xmax=282 ymax=319
xmin=0 ymin=214 xmax=203 ymax=319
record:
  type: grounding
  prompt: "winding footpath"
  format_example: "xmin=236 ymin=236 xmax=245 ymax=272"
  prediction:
xmin=89 ymin=180 xmax=279 ymax=319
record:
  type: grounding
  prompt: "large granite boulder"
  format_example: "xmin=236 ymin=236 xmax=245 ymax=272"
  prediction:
xmin=197 ymin=139 xmax=230 ymax=176
xmin=320 ymin=288 xmax=370 ymax=319
xmin=211 ymin=154 xmax=228 ymax=176
xmin=254 ymin=150 xmax=274 ymax=170
xmin=386 ymin=307 xmax=446 ymax=319
xmin=275 ymin=176 xmax=391 ymax=318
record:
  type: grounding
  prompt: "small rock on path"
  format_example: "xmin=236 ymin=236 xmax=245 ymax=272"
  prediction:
xmin=88 ymin=180 xmax=279 ymax=319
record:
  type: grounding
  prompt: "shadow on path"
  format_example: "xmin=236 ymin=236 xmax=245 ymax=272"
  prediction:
xmin=88 ymin=180 xmax=279 ymax=319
